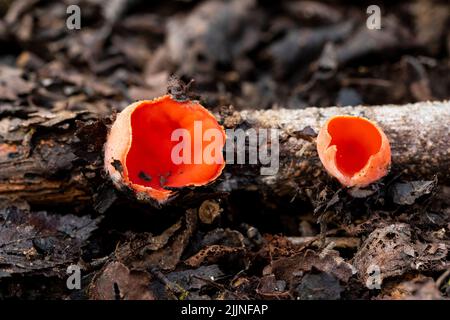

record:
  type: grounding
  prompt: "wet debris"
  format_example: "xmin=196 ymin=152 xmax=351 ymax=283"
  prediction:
xmin=0 ymin=0 xmax=449 ymax=300
xmin=89 ymin=261 xmax=154 ymax=300
xmin=198 ymin=200 xmax=222 ymax=224
xmin=389 ymin=179 xmax=436 ymax=205
xmin=267 ymin=21 xmax=354 ymax=78
xmin=296 ymin=271 xmax=343 ymax=300
xmin=352 ymin=223 xmax=448 ymax=287
xmin=256 ymin=274 xmax=288 ymax=299
xmin=383 ymin=276 xmax=443 ymax=300
xmin=269 ymin=249 xmax=356 ymax=291
xmin=185 ymin=245 xmax=247 ymax=269
xmin=0 ymin=204 xmax=100 ymax=278
xmin=115 ymin=209 xmax=197 ymax=271
xmin=0 ymin=65 xmax=34 ymax=101
xmin=184 ymin=227 xmax=248 ymax=269
xmin=282 ymin=1 xmax=342 ymax=25
xmin=149 ymin=264 xmax=225 ymax=300
xmin=195 ymin=228 xmax=246 ymax=249
xmin=166 ymin=0 xmax=264 ymax=80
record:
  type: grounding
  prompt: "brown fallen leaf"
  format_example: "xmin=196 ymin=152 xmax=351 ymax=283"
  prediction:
xmin=282 ymin=1 xmax=342 ymax=25
xmin=184 ymin=245 xmax=247 ymax=268
xmin=270 ymin=249 xmax=356 ymax=288
xmin=410 ymin=0 xmax=449 ymax=55
xmin=353 ymin=223 xmax=415 ymax=286
xmin=389 ymin=179 xmax=436 ymax=205
xmin=382 ymin=276 xmax=443 ymax=300
xmin=0 ymin=65 xmax=34 ymax=101
xmin=352 ymin=223 xmax=448 ymax=287
xmin=295 ymin=272 xmax=343 ymax=300
xmin=88 ymin=261 xmax=154 ymax=300
xmin=116 ymin=209 xmax=197 ymax=271
xmin=148 ymin=264 xmax=225 ymax=300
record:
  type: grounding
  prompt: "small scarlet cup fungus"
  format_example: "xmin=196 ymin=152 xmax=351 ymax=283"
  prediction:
xmin=104 ymin=95 xmax=226 ymax=204
xmin=316 ymin=115 xmax=391 ymax=187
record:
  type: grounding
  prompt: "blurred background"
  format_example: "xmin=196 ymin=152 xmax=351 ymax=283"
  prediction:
xmin=0 ymin=0 xmax=449 ymax=115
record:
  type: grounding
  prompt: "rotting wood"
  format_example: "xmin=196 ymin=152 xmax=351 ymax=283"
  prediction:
xmin=287 ymin=236 xmax=360 ymax=249
xmin=0 ymin=101 xmax=448 ymax=207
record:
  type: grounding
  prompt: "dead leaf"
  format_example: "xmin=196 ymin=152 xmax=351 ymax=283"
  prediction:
xmin=384 ymin=276 xmax=443 ymax=300
xmin=185 ymin=245 xmax=246 ymax=268
xmin=352 ymin=223 xmax=448 ymax=286
xmin=270 ymin=249 xmax=356 ymax=287
xmin=0 ymin=65 xmax=34 ymax=100
xmin=256 ymin=274 xmax=289 ymax=299
xmin=195 ymin=228 xmax=246 ymax=250
xmin=116 ymin=209 xmax=197 ymax=271
xmin=389 ymin=180 xmax=436 ymax=205
xmin=352 ymin=223 xmax=415 ymax=285
xmin=89 ymin=261 xmax=154 ymax=300
xmin=166 ymin=0 xmax=263 ymax=78
xmin=165 ymin=264 xmax=224 ymax=291
xmin=0 ymin=204 xmax=100 ymax=278
xmin=295 ymin=272 xmax=343 ymax=300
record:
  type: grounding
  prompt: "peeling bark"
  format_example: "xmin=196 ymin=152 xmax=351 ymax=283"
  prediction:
xmin=0 ymin=101 xmax=448 ymax=207
xmin=219 ymin=100 xmax=450 ymax=198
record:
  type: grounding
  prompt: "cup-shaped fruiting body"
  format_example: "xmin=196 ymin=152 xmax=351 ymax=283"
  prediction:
xmin=316 ymin=115 xmax=391 ymax=187
xmin=104 ymin=95 xmax=226 ymax=205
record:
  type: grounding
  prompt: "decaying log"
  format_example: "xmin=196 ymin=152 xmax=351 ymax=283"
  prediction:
xmin=0 ymin=101 xmax=448 ymax=207
xmin=218 ymin=100 xmax=450 ymax=199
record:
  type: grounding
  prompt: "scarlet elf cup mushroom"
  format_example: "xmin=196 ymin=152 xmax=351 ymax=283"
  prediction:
xmin=316 ymin=115 xmax=391 ymax=187
xmin=104 ymin=95 xmax=226 ymax=205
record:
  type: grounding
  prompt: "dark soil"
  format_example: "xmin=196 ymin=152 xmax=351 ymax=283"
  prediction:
xmin=0 ymin=0 xmax=449 ymax=300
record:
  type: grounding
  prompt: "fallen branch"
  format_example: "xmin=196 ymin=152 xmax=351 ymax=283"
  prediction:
xmin=219 ymin=100 xmax=449 ymax=198
xmin=0 ymin=101 xmax=448 ymax=207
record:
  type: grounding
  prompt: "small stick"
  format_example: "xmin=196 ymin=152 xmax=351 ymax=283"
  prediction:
xmin=287 ymin=236 xmax=360 ymax=249
xmin=436 ymin=268 xmax=450 ymax=289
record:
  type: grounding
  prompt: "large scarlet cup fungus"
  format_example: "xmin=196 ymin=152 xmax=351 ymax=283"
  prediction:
xmin=316 ymin=115 xmax=391 ymax=187
xmin=104 ymin=95 xmax=226 ymax=204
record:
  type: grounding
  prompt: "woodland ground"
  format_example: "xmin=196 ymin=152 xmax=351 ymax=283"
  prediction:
xmin=0 ymin=0 xmax=449 ymax=300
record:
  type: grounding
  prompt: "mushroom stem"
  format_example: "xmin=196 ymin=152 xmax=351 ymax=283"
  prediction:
xmin=0 ymin=101 xmax=448 ymax=206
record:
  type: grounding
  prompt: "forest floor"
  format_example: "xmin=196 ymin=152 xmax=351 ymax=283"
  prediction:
xmin=0 ymin=0 xmax=449 ymax=299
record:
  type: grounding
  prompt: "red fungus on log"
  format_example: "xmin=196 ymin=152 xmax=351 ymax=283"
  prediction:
xmin=104 ymin=95 xmax=226 ymax=204
xmin=316 ymin=115 xmax=391 ymax=187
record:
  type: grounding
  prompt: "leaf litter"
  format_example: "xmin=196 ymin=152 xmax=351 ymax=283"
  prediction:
xmin=0 ymin=0 xmax=449 ymax=300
